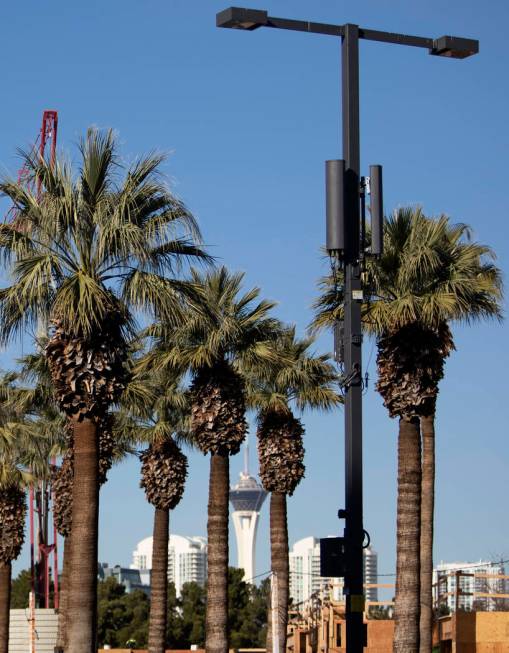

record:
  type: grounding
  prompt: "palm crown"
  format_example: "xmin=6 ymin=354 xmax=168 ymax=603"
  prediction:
xmin=149 ymin=266 xmax=281 ymax=372
xmin=0 ymin=372 xmax=54 ymax=483
xmin=145 ymin=266 xmax=281 ymax=457
xmin=0 ymin=374 xmax=35 ymax=567
xmin=313 ymin=206 xmax=503 ymax=335
xmin=131 ymin=369 xmax=190 ymax=512
xmin=313 ymin=207 xmax=502 ymax=419
xmin=246 ymin=327 xmax=340 ymax=496
xmin=0 ymin=128 xmax=210 ymax=343
xmin=245 ymin=326 xmax=341 ymax=416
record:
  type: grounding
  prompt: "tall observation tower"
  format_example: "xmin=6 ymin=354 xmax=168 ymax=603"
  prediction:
xmin=229 ymin=441 xmax=267 ymax=582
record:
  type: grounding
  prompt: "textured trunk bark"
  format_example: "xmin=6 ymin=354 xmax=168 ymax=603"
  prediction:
xmin=0 ymin=561 xmax=11 ymax=653
xmin=65 ymin=418 xmax=99 ymax=653
xmin=393 ymin=416 xmax=421 ymax=653
xmin=206 ymin=453 xmax=229 ymax=653
xmin=265 ymin=492 xmax=289 ymax=653
xmin=55 ymin=536 xmax=71 ymax=652
xmin=419 ymin=413 xmax=435 ymax=653
xmin=148 ymin=507 xmax=170 ymax=653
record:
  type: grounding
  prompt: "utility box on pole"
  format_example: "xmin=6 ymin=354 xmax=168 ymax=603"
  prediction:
xmin=320 ymin=537 xmax=346 ymax=578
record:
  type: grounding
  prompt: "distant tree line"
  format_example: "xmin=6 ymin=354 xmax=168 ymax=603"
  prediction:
xmin=11 ymin=567 xmax=268 ymax=650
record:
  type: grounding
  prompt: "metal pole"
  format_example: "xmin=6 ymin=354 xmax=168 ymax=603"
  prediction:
xmin=29 ymin=485 xmax=35 ymax=600
xmin=52 ymin=454 xmax=60 ymax=609
xmin=43 ymin=481 xmax=50 ymax=609
xmin=29 ymin=590 xmax=36 ymax=653
xmin=36 ymin=486 xmax=42 ymax=606
xmin=341 ymin=23 xmax=364 ymax=653
xmin=53 ymin=522 xmax=59 ymax=610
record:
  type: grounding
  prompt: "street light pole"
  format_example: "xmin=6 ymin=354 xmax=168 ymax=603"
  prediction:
xmin=216 ymin=8 xmax=478 ymax=652
xmin=341 ymin=23 xmax=365 ymax=650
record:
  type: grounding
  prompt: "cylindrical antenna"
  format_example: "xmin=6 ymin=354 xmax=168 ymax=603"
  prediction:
xmin=326 ymin=159 xmax=346 ymax=254
xmin=369 ymin=164 xmax=383 ymax=256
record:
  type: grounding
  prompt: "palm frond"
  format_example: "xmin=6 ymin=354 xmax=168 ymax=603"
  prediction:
xmin=311 ymin=206 xmax=503 ymax=336
xmin=0 ymin=128 xmax=212 ymax=343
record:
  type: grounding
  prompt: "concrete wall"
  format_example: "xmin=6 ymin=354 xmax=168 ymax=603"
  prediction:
xmin=9 ymin=609 xmax=58 ymax=653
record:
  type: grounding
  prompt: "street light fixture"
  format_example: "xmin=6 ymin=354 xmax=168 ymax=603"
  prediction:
xmin=216 ymin=7 xmax=268 ymax=30
xmin=430 ymin=35 xmax=479 ymax=58
xmin=217 ymin=8 xmax=478 ymax=653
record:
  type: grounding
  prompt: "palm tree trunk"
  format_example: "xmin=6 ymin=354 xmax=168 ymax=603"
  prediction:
xmin=206 ymin=453 xmax=229 ymax=653
xmin=0 ymin=561 xmax=11 ymax=653
xmin=55 ymin=536 xmax=71 ymax=652
xmin=393 ymin=416 xmax=421 ymax=653
xmin=419 ymin=413 xmax=435 ymax=653
xmin=266 ymin=492 xmax=289 ymax=653
xmin=65 ymin=418 xmax=99 ymax=653
xmin=148 ymin=507 xmax=170 ymax=653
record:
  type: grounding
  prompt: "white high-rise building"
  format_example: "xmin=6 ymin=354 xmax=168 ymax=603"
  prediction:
xmin=131 ymin=534 xmax=207 ymax=596
xmin=364 ymin=546 xmax=378 ymax=603
xmin=289 ymin=537 xmax=378 ymax=606
xmin=433 ymin=560 xmax=506 ymax=612
xmin=229 ymin=443 xmax=267 ymax=582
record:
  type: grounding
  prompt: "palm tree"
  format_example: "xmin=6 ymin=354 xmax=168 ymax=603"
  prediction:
xmin=0 ymin=374 xmax=36 ymax=653
xmin=146 ymin=267 xmax=280 ymax=653
xmin=244 ymin=327 xmax=340 ymax=653
xmin=0 ymin=414 xmax=68 ymax=653
xmin=51 ymin=413 xmax=135 ymax=652
xmin=51 ymin=414 xmax=136 ymax=652
xmin=13 ymin=347 xmax=140 ymax=652
xmin=127 ymin=367 xmax=190 ymax=653
xmin=0 ymin=129 xmax=210 ymax=653
xmin=0 ymin=453 xmax=28 ymax=653
xmin=16 ymin=341 xmax=138 ymax=650
xmin=313 ymin=207 xmax=502 ymax=653
xmin=51 ymin=451 xmax=73 ymax=652
xmin=16 ymin=357 xmax=69 ymax=644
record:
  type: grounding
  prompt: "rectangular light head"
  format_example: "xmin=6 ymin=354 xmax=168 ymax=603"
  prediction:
xmin=216 ymin=7 xmax=268 ymax=30
xmin=430 ymin=35 xmax=479 ymax=59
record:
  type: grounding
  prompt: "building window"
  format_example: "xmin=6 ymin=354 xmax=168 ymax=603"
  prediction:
xmin=336 ymin=623 xmax=341 ymax=647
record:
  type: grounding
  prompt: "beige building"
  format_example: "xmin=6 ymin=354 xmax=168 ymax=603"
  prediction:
xmin=286 ymin=592 xmax=393 ymax=653
xmin=286 ymin=594 xmax=509 ymax=653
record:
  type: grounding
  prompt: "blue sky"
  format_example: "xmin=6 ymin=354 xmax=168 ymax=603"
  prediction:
xmin=3 ymin=0 xmax=508 ymax=587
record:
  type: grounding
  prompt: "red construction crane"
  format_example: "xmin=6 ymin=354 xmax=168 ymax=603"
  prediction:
xmin=13 ymin=110 xmax=58 ymax=201
xmin=37 ymin=110 xmax=58 ymax=196
xmin=21 ymin=110 xmax=61 ymax=611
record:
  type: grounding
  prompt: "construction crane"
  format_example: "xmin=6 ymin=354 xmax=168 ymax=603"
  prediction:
xmin=11 ymin=110 xmax=58 ymax=207
xmin=15 ymin=110 xmax=61 ymax=612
